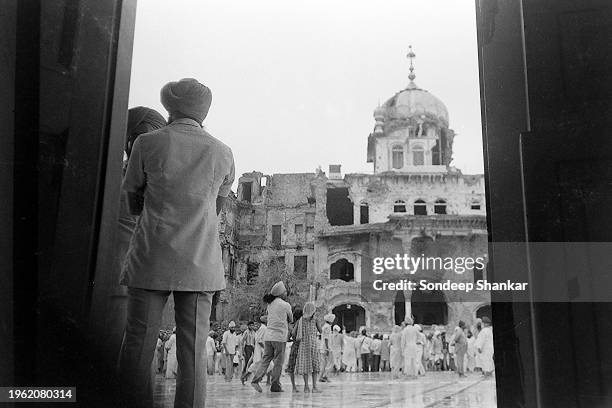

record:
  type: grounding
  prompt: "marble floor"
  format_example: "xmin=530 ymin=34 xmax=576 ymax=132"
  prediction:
xmin=154 ymin=371 xmax=497 ymax=408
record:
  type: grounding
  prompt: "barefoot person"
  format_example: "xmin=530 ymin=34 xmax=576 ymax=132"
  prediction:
xmin=389 ymin=326 xmax=403 ymax=379
xmin=401 ymin=317 xmax=419 ymax=379
xmin=296 ymin=302 xmax=323 ymax=393
xmin=319 ymin=313 xmax=335 ymax=382
xmin=251 ymin=281 xmax=293 ymax=393
xmin=286 ymin=306 xmax=303 ymax=392
xmin=475 ymin=317 xmax=494 ymax=377
xmin=117 ymin=78 xmax=235 ymax=408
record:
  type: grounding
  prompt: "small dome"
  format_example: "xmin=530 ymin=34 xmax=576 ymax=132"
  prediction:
xmin=373 ymin=106 xmax=385 ymax=120
xmin=383 ymin=83 xmax=449 ymax=126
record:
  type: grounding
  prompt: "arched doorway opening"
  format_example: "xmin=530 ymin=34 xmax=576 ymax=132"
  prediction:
xmin=411 ymin=289 xmax=448 ymax=325
xmin=330 ymin=258 xmax=354 ymax=282
xmin=332 ymin=304 xmax=365 ymax=333
xmin=394 ymin=291 xmax=406 ymax=325
xmin=476 ymin=304 xmax=491 ymax=320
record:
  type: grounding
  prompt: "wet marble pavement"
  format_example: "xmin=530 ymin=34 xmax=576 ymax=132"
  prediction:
xmin=153 ymin=371 xmax=496 ymax=408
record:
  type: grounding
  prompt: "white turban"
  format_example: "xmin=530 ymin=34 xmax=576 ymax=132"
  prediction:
xmin=324 ymin=313 xmax=336 ymax=323
xmin=228 ymin=321 xmax=236 ymax=328
xmin=161 ymin=78 xmax=212 ymax=123
xmin=270 ymin=281 xmax=287 ymax=297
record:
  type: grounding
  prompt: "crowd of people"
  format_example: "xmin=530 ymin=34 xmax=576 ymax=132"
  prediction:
xmin=114 ymin=78 xmax=494 ymax=407
xmin=153 ymin=278 xmax=495 ymax=396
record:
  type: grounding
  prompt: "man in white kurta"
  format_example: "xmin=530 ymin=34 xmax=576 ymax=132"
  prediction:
xmin=475 ymin=317 xmax=495 ymax=376
xmin=117 ymin=78 xmax=235 ymax=408
xmin=401 ymin=318 xmax=419 ymax=378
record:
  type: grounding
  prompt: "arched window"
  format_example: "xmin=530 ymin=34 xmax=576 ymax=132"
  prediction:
xmin=414 ymin=199 xmax=427 ymax=215
xmin=393 ymin=200 xmax=406 ymax=213
xmin=360 ymin=202 xmax=369 ymax=224
xmin=330 ymin=259 xmax=354 ymax=282
xmin=434 ymin=199 xmax=447 ymax=214
xmin=391 ymin=145 xmax=404 ymax=169
xmin=412 ymin=145 xmax=425 ymax=166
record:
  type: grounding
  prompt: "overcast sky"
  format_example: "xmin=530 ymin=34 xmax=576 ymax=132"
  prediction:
xmin=129 ymin=0 xmax=484 ymax=186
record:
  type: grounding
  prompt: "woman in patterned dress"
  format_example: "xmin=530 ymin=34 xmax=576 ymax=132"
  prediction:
xmin=295 ymin=302 xmax=323 ymax=393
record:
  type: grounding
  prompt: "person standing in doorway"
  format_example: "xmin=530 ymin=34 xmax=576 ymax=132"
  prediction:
xmin=251 ymin=281 xmax=293 ymax=393
xmin=117 ymin=78 xmax=235 ymax=408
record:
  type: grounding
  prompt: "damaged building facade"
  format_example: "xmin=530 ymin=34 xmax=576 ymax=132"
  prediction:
xmin=218 ymin=68 xmax=490 ymax=333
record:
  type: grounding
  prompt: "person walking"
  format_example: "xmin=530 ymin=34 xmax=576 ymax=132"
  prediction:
xmin=222 ymin=322 xmax=239 ymax=382
xmin=295 ymin=302 xmax=323 ymax=393
xmin=251 ymin=282 xmax=293 ymax=393
xmin=118 ymin=78 xmax=235 ymax=408
xmin=240 ymin=321 xmax=256 ymax=380
xmin=243 ymin=316 xmax=267 ymax=383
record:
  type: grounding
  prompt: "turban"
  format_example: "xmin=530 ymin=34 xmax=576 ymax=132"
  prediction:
xmin=324 ymin=313 xmax=336 ymax=323
xmin=270 ymin=281 xmax=287 ymax=297
xmin=260 ymin=315 xmax=268 ymax=324
xmin=161 ymin=78 xmax=212 ymax=123
xmin=303 ymin=302 xmax=316 ymax=319
xmin=126 ymin=106 xmax=166 ymax=156
xmin=333 ymin=325 xmax=341 ymax=332
xmin=228 ymin=321 xmax=236 ymax=328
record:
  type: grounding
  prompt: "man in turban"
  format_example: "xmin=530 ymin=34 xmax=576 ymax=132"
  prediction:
xmin=251 ymin=281 xmax=293 ymax=392
xmin=319 ymin=313 xmax=336 ymax=382
xmin=401 ymin=317 xmax=419 ymax=378
xmin=118 ymin=78 xmax=235 ymax=408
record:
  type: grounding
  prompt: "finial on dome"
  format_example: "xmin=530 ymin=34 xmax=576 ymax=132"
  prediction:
xmin=407 ymin=45 xmax=416 ymax=86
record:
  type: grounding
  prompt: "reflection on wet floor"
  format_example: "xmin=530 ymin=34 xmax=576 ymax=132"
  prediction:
xmin=154 ymin=371 xmax=496 ymax=408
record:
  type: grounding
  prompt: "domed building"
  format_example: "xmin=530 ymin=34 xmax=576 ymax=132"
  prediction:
xmin=223 ymin=48 xmax=490 ymax=336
